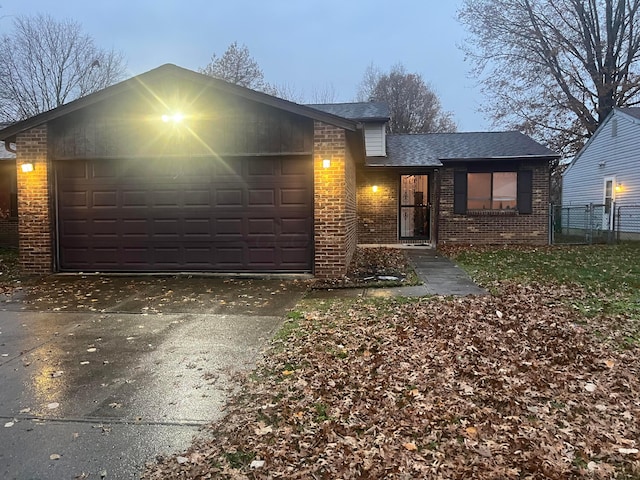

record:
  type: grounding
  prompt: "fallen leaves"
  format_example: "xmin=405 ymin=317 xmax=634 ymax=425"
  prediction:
xmin=142 ymin=279 xmax=640 ymax=479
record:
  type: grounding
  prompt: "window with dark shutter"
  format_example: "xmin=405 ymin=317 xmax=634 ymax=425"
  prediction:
xmin=453 ymin=169 xmax=534 ymax=215
xmin=517 ymin=170 xmax=533 ymax=214
xmin=453 ymin=171 xmax=467 ymax=214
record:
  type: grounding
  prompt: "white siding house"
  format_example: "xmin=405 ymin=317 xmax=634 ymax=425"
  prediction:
xmin=563 ymin=108 xmax=640 ymax=236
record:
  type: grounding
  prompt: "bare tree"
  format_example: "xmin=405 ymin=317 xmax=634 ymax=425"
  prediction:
xmin=200 ymin=41 xmax=265 ymax=89
xmin=459 ymin=0 xmax=640 ymax=156
xmin=355 ymin=62 xmax=382 ymax=102
xmin=363 ymin=63 xmax=456 ymax=133
xmin=0 ymin=14 xmax=126 ymax=121
xmin=308 ymin=83 xmax=337 ymax=104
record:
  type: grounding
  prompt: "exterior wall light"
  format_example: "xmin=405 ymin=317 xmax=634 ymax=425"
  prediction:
xmin=21 ymin=162 xmax=34 ymax=173
xmin=162 ymin=113 xmax=184 ymax=123
xmin=615 ymin=184 xmax=623 ymax=193
xmin=322 ymin=159 xmax=331 ymax=169
xmin=372 ymin=185 xmax=379 ymax=193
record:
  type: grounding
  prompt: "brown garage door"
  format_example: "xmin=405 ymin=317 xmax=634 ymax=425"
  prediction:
xmin=55 ymin=156 xmax=313 ymax=272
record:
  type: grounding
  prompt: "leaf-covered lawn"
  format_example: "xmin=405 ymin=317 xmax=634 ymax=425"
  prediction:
xmin=0 ymin=247 xmax=21 ymax=295
xmin=143 ymin=245 xmax=640 ymax=479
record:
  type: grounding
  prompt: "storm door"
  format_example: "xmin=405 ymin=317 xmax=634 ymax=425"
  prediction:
xmin=603 ymin=176 xmax=616 ymax=230
xmin=399 ymin=174 xmax=430 ymax=240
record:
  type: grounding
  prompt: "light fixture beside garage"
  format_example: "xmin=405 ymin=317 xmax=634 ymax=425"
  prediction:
xmin=322 ymin=159 xmax=331 ymax=169
xmin=161 ymin=112 xmax=185 ymax=123
xmin=21 ymin=162 xmax=34 ymax=173
xmin=372 ymin=185 xmax=379 ymax=193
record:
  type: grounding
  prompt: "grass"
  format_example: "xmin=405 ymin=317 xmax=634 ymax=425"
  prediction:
xmin=450 ymin=243 xmax=640 ymax=316
xmin=447 ymin=243 xmax=640 ymax=349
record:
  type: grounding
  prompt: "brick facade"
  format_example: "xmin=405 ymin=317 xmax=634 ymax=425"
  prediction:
xmin=437 ymin=160 xmax=550 ymax=245
xmin=0 ymin=219 xmax=18 ymax=247
xmin=16 ymin=125 xmax=53 ymax=273
xmin=313 ymin=122 xmax=357 ymax=278
xmin=356 ymin=166 xmax=398 ymax=244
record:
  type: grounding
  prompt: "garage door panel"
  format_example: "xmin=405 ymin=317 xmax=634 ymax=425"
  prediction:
xmin=215 ymin=218 xmax=243 ymax=236
xmin=184 ymin=219 xmax=211 ymax=237
xmin=248 ymin=189 xmax=275 ymax=206
xmin=56 ymin=157 xmax=312 ymax=272
xmin=92 ymin=161 xmax=118 ymax=179
xmin=247 ymin=158 xmax=275 ymax=176
xmin=93 ymin=191 xmax=118 ymax=207
xmin=248 ymin=218 xmax=275 ymax=234
xmin=280 ymin=188 xmax=309 ymax=205
xmin=62 ymin=191 xmax=88 ymax=207
xmin=281 ymin=158 xmax=310 ymax=175
xmin=281 ymin=247 xmax=311 ymax=266
xmin=216 ymin=189 xmax=243 ymax=206
xmin=215 ymin=247 xmax=244 ymax=267
xmin=59 ymin=161 xmax=89 ymax=179
xmin=185 ymin=190 xmax=211 ymax=206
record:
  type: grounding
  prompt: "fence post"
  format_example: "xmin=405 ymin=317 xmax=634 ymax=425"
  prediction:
xmin=616 ymin=205 xmax=620 ymax=243
xmin=610 ymin=201 xmax=616 ymax=244
xmin=587 ymin=203 xmax=593 ymax=245
xmin=549 ymin=204 xmax=552 ymax=245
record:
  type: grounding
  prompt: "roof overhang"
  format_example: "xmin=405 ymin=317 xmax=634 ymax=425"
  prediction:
xmin=0 ymin=64 xmax=358 ymax=143
xmin=440 ymin=155 xmax=560 ymax=162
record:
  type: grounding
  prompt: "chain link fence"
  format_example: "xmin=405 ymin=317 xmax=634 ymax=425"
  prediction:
xmin=551 ymin=203 xmax=640 ymax=244
xmin=616 ymin=205 xmax=640 ymax=242
xmin=550 ymin=204 xmax=613 ymax=244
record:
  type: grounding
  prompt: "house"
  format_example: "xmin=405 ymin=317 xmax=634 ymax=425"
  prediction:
xmin=0 ymin=64 xmax=558 ymax=278
xmin=0 ymin=138 xmax=17 ymax=247
xmin=563 ymin=108 xmax=640 ymax=237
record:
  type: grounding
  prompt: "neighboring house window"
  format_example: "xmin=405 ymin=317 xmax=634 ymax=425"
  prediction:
xmin=454 ymin=170 xmax=533 ymax=215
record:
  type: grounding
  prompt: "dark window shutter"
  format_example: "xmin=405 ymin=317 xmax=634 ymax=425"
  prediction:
xmin=517 ymin=170 xmax=533 ymax=214
xmin=453 ymin=171 xmax=467 ymax=214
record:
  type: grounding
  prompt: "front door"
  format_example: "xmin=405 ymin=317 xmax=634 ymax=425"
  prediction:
xmin=399 ymin=174 xmax=430 ymax=240
xmin=603 ymin=176 xmax=615 ymax=230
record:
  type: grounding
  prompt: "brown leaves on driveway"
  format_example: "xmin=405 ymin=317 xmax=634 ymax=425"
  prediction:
xmin=143 ymin=281 xmax=640 ymax=479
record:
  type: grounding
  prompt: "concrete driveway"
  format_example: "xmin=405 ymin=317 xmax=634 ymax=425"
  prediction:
xmin=0 ymin=276 xmax=307 ymax=479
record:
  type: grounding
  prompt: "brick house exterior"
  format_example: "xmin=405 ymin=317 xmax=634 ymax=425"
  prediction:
xmin=0 ymin=65 xmax=558 ymax=278
xmin=313 ymin=122 xmax=358 ymax=278
xmin=0 ymin=140 xmax=17 ymax=247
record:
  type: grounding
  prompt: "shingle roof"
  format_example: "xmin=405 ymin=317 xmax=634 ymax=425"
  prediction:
xmin=367 ymin=131 xmax=559 ymax=167
xmin=620 ymin=107 xmax=640 ymax=120
xmin=0 ymin=64 xmax=358 ymax=142
xmin=306 ymin=102 xmax=390 ymax=121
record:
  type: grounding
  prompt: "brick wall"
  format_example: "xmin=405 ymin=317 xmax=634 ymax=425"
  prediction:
xmin=313 ymin=122 xmax=357 ymax=278
xmin=356 ymin=166 xmax=398 ymax=244
xmin=438 ymin=160 xmax=550 ymax=245
xmin=16 ymin=125 xmax=53 ymax=273
xmin=0 ymin=219 xmax=18 ymax=247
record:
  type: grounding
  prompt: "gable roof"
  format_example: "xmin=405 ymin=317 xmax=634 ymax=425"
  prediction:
xmin=0 ymin=64 xmax=358 ymax=142
xmin=367 ymin=131 xmax=559 ymax=167
xmin=620 ymin=107 xmax=640 ymax=120
xmin=565 ymin=107 xmax=640 ymax=174
xmin=306 ymin=102 xmax=390 ymax=122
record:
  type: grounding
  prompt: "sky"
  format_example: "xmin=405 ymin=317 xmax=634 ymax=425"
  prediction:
xmin=0 ymin=0 xmax=489 ymax=131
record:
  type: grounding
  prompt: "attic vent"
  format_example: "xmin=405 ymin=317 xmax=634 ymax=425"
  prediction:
xmin=611 ymin=118 xmax=618 ymax=137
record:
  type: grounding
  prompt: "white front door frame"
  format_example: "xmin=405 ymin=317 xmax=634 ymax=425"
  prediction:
xmin=603 ymin=176 xmax=616 ymax=230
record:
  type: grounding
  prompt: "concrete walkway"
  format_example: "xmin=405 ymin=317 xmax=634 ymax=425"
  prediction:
xmin=309 ymin=248 xmax=486 ymax=298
